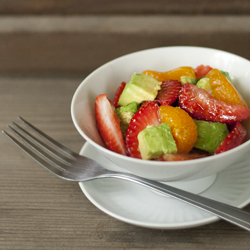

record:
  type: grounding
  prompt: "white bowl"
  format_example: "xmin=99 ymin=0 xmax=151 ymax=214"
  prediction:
xmin=71 ymin=46 xmax=250 ymax=182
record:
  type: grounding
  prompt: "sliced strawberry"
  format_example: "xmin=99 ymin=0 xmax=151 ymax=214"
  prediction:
xmin=95 ymin=94 xmax=126 ymax=155
xmin=179 ymin=83 xmax=250 ymax=124
xmin=156 ymin=80 xmax=182 ymax=106
xmin=195 ymin=64 xmax=213 ymax=79
xmin=215 ymin=122 xmax=247 ymax=154
xmin=113 ymin=81 xmax=126 ymax=108
xmin=125 ymin=101 xmax=160 ymax=158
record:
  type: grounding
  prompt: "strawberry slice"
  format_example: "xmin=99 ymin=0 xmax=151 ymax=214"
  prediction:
xmin=156 ymin=80 xmax=182 ymax=106
xmin=113 ymin=81 xmax=126 ymax=108
xmin=95 ymin=94 xmax=126 ymax=155
xmin=215 ymin=122 xmax=247 ymax=154
xmin=125 ymin=101 xmax=160 ymax=158
xmin=195 ymin=64 xmax=213 ymax=79
xmin=179 ymin=83 xmax=250 ymax=124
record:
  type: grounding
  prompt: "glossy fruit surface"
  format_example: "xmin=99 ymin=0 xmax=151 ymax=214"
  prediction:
xmin=95 ymin=94 xmax=126 ymax=155
xmin=195 ymin=64 xmax=213 ymax=79
xmin=215 ymin=122 xmax=247 ymax=154
xmin=125 ymin=102 xmax=160 ymax=158
xmin=206 ymin=69 xmax=248 ymax=108
xmin=156 ymin=80 xmax=182 ymax=106
xmin=113 ymin=81 xmax=126 ymax=108
xmin=142 ymin=67 xmax=196 ymax=82
xmin=179 ymin=83 xmax=250 ymax=124
xmin=158 ymin=105 xmax=197 ymax=153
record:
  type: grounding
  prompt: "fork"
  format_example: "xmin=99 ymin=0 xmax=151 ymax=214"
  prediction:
xmin=3 ymin=117 xmax=250 ymax=231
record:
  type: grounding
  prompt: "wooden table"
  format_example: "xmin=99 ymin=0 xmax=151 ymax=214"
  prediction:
xmin=1 ymin=76 xmax=250 ymax=250
xmin=2 ymin=3 xmax=250 ymax=247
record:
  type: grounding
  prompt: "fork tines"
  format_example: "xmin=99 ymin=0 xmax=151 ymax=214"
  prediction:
xmin=2 ymin=117 xmax=77 ymax=173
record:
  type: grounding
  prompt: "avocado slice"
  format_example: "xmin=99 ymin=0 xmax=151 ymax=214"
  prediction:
xmin=180 ymin=76 xmax=197 ymax=85
xmin=118 ymin=73 xmax=161 ymax=107
xmin=196 ymin=77 xmax=212 ymax=92
xmin=116 ymin=102 xmax=138 ymax=137
xmin=138 ymin=123 xmax=177 ymax=160
xmin=194 ymin=119 xmax=229 ymax=153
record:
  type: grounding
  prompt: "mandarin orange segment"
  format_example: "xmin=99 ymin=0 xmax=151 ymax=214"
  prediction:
xmin=206 ymin=69 xmax=248 ymax=108
xmin=158 ymin=105 xmax=197 ymax=153
xmin=142 ymin=67 xmax=196 ymax=82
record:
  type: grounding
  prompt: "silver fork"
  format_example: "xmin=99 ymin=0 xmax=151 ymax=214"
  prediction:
xmin=3 ymin=117 xmax=250 ymax=231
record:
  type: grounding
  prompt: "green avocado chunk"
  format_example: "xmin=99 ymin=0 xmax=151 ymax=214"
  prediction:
xmin=196 ymin=77 xmax=212 ymax=92
xmin=194 ymin=119 xmax=229 ymax=153
xmin=118 ymin=73 xmax=161 ymax=107
xmin=180 ymin=76 xmax=197 ymax=85
xmin=116 ymin=102 xmax=138 ymax=137
xmin=138 ymin=123 xmax=177 ymax=160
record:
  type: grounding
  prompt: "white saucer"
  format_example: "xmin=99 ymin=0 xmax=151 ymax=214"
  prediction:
xmin=79 ymin=142 xmax=250 ymax=229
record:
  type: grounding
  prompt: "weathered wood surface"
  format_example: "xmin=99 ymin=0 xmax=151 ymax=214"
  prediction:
xmin=1 ymin=77 xmax=250 ymax=250
xmin=1 ymin=15 xmax=250 ymax=76
xmin=0 ymin=0 xmax=249 ymax=15
xmin=1 ymin=8 xmax=250 ymax=249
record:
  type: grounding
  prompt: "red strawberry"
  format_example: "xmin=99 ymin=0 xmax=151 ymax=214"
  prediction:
xmin=156 ymin=80 xmax=182 ymax=106
xmin=179 ymin=83 xmax=250 ymax=124
xmin=125 ymin=101 xmax=160 ymax=158
xmin=113 ymin=81 xmax=126 ymax=108
xmin=215 ymin=122 xmax=247 ymax=154
xmin=195 ymin=64 xmax=213 ymax=79
xmin=95 ymin=94 xmax=126 ymax=155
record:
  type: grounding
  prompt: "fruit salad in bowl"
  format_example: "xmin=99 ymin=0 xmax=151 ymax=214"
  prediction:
xmin=71 ymin=46 xmax=250 ymax=182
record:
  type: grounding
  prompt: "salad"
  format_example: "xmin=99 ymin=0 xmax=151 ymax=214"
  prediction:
xmin=94 ymin=65 xmax=250 ymax=161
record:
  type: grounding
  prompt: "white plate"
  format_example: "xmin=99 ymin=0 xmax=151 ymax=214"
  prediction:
xmin=79 ymin=142 xmax=250 ymax=229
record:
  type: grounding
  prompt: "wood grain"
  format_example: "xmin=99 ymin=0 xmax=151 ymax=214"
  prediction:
xmin=1 ymin=16 xmax=250 ymax=77
xmin=1 ymin=77 xmax=250 ymax=249
xmin=0 ymin=0 xmax=249 ymax=15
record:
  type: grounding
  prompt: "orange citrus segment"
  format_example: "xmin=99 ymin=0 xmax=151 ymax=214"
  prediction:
xmin=142 ymin=67 xmax=196 ymax=82
xmin=158 ymin=105 xmax=197 ymax=153
xmin=206 ymin=69 xmax=248 ymax=108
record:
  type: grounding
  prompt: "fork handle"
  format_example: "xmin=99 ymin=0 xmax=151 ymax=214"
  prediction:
xmin=103 ymin=171 xmax=250 ymax=231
